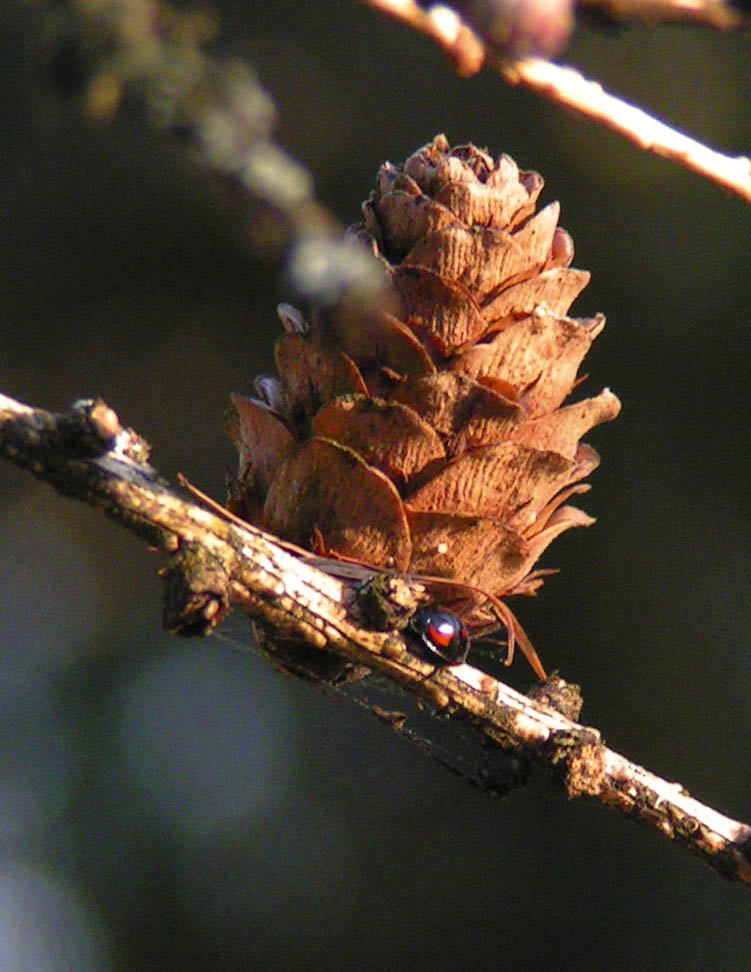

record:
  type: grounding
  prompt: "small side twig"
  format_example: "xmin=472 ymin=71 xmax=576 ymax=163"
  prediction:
xmin=2 ymin=390 xmax=751 ymax=886
xmin=362 ymin=0 xmax=751 ymax=203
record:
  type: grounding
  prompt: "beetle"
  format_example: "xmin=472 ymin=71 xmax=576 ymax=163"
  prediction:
xmin=410 ymin=607 xmax=470 ymax=666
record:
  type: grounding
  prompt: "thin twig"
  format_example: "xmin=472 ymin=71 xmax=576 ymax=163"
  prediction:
xmin=2 ymin=390 xmax=750 ymax=885
xmin=499 ymin=58 xmax=751 ymax=203
xmin=361 ymin=0 xmax=751 ymax=203
xmin=576 ymin=0 xmax=750 ymax=29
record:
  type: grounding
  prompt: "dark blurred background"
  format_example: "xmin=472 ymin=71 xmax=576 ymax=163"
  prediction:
xmin=1 ymin=2 xmax=750 ymax=969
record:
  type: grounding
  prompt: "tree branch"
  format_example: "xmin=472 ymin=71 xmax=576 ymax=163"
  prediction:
xmin=499 ymin=57 xmax=751 ymax=203
xmin=362 ymin=0 xmax=751 ymax=204
xmin=2 ymin=390 xmax=750 ymax=886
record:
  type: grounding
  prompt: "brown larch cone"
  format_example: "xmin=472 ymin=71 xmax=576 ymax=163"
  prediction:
xmin=229 ymin=134 xmax=620 ymax=678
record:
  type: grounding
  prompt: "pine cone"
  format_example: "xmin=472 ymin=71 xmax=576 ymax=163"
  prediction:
xmin=229 ymin=135 xmax=620 ymax=676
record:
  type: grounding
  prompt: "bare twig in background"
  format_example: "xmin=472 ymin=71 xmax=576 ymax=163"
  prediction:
xmin=35 ymin=0 xmax=389 ymax=310
xmin=39 ymin=0 xmax=751 ymax=208
xmin=576 ymin=0 xmax=750 ymax=29
xmin=500 ymin=59 xmax=751 ymax=202
xmin=2 ymin=390 xmax=751 ymax=886
xmin=362 ymin=0 xmax=751 ymax=203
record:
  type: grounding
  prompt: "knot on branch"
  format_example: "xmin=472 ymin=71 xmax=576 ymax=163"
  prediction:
xmin=162 ymin=541 xmax=231 ymax=636
xmin=58 ymin=398 xmax=123 ymax=458
xmin=354 ymin=572 xmax=423 ymax=631
xmin=528 ymin=674 xmax=583 ymax=722
xmin=557 ymin=739 xmax=608 ymax=799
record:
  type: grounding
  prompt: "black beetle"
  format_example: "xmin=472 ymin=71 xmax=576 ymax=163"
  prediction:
xmin=410 ymin=607 xmax=470 ymax=665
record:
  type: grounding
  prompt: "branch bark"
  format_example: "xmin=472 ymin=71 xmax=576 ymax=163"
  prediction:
xmin=2 ymin=390 xmax=750 ymax=886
